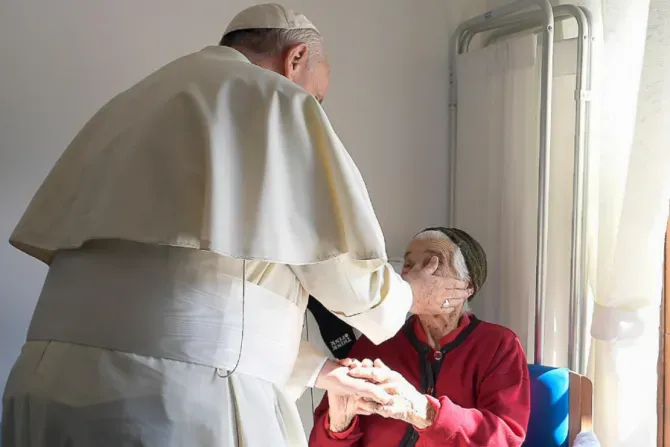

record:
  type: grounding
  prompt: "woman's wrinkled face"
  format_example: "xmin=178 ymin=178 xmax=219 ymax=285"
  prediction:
xmin=402 ymin=234 xmax=468 ymax=315
xmin=401 ymin=235 xmax=458 ymax=278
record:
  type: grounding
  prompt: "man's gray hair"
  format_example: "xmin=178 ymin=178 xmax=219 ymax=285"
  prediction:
xmin=220 ymin=28 xmax=323 ymax=66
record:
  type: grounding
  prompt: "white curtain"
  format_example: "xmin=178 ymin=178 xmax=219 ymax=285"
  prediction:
xmin=455 ymin=34 xmax=581 ymax=368
xmin=563 ymin=0 xmax=670 ymax=445
xmin=454 ymin=35 xmax=540 ymax=359
xmin=459 ymin=1 xmax=670 ymax=444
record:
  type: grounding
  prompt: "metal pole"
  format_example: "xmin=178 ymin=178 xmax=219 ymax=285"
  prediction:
xmin=478 ymin=5 xmax=594 ymax=373
xmin=533 ymin=1 xmax=554 ymax=366
xmin=448 ymin=25 xmax=466 ymax=226
xmin=577 ymin=5 xmax=595 ymax=376
xmin=562 ymin=4 xmax=590 ymax=374
xmin=483 ymin=9 xmax=580 ymax=47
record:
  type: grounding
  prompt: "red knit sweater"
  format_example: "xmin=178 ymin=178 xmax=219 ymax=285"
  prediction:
xmin=309 ymin=314 xmax=530 ymax=447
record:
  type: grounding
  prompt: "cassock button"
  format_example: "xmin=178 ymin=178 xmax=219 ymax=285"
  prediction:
xmin=434 ymin=351 xmax=443 ymax=361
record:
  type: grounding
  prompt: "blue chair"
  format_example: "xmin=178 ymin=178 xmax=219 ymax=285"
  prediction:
xmin=523 ymin=364 xmax=593 ymax=447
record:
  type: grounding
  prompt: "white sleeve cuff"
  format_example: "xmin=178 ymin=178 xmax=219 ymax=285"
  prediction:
xmin=338 ymin=272 xmax=412 ymax=345
xmin=284 ymin=340 xmax=329 ymax=402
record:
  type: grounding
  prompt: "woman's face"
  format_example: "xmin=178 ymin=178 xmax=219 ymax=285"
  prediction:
xmin=401 ymin=235 xmax=459 ymax=278
xmin=402 ymin=234 xmax=469 ymax=315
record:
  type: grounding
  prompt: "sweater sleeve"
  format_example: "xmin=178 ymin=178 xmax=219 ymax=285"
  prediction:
xmin=415 ymin=336 xmax=531 ymax=446
xmin=309 ymin=399 xmax=364 ymax=446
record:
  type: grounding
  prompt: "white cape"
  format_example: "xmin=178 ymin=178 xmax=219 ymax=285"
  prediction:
xmin=10 ymin=46 xmax=386 ymax=265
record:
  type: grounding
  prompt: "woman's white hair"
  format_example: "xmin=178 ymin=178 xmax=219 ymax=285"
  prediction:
xmin=414 ymin=230 xmax=471 ymax=312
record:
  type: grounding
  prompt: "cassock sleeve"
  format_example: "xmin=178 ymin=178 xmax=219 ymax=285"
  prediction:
xmin=415 ymin=336 xmax=531 ymax=446
xmin=284 ymin=340 xmax=329 ymax=401
xmin=291 ymin=256 xmax=412 ymax=346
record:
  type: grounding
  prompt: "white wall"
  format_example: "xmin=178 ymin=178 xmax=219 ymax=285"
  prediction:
xmin=0 ymin=0 xmax=487 ymax=420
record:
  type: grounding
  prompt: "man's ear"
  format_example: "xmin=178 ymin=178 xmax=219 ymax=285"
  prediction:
xmin=283 ymin=43 xmax=309 ymax=81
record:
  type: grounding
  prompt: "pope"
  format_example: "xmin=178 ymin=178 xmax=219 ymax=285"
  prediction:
xmin=1 ymin=4 xmax=470 ymax=446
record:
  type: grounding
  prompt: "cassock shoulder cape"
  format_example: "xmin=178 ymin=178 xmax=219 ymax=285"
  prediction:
xmin=10 ymin=46 xmax=387 ymax=266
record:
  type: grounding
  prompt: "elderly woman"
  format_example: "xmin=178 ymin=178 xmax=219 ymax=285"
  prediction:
xmin=309 ymin=227 xmax=531 ymax=446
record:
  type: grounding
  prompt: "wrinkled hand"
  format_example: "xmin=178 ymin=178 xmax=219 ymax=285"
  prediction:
xmin=325 ymin=359 xmax=378 ymax=432
xmin=405 ymin=256 xmax=472 ymax=315
xmin=347 ymin=359 xmax=436 ymax=429
xmin=315 ymin=359 xmax=392 ymax=406
xmin=326 ymin=388 xmax=374 ymax=433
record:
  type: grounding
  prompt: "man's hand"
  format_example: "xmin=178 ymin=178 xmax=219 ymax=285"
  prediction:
xmin=315 ymin=359 xmax=392 ymax=405
xmin=404 ymin=256 xmax=472 ymax=315
xmin=347 ymin=359 xmax=436 ymax=429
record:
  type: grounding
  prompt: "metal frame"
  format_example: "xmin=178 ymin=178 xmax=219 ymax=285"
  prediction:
xmin=576 ymin=6 xmax=594 ymax=375
xmin=448 ymin=1 xmax=593 ymax=372
xmin=485 ymin=5 xmax=593 ymax=375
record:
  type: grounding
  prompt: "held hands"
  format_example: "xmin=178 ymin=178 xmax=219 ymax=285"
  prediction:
xmin=404 ymin=256 xmax=473 ymax=315
xmin=327 ymin=359 xmax=436 ymax=432
xmin=316 ymin=358 xmax=392 ymax=433
xmin=315 ymin=359 xmax=393 ymax=405
xmin=326 ymin=374 xmax=375 ymax=432
xmin=321 ymin=257 xmax=463 ymax=432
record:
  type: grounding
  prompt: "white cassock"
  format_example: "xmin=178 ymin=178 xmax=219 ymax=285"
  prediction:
xmin=2 ymin=46 xmax=412 ymax=446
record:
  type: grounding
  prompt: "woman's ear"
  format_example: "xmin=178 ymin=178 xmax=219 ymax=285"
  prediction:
xmin=464 ymin=282 xmax=478 ymax=304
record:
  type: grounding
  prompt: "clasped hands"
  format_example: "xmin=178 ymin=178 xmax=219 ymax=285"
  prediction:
xmin=324 ymin=358 xmax=436 ymax=433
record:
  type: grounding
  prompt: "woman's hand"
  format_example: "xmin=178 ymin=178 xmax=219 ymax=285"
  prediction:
xmin=325 ymin=358 xmax=375 ymax=432
xmin=347 ymin=359 xmax=436 ymax=429
xmin=315 ymin=359 xmax=392 ymax=404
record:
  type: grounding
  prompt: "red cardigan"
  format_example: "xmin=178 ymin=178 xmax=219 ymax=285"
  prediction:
xmin=309 ymin=314 xmax=530 ymax=447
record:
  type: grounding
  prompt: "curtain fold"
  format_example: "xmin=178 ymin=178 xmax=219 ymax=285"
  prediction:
xmin=579 ymin=0 xmax=670 ymax=444
xmin=455 ymin=35 xmax=541 ymax=359
xmin=555 ymin=0 xmax=670 ymax=444
xmin=455 ymin=34 xmax=581 ymax=368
